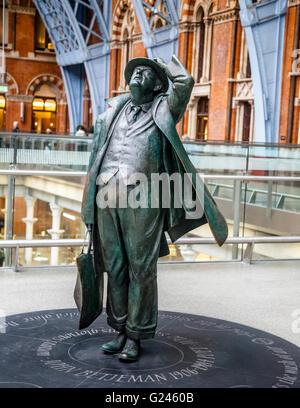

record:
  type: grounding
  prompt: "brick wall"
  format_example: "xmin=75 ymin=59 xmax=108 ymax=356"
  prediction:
xmin=3 ymin=1 xmax=298 ymax=143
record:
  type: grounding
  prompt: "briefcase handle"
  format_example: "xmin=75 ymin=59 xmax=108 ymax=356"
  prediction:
xmin=81 ymin=224 xmax=93 ymax=255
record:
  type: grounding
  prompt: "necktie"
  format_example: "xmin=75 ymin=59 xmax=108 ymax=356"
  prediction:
xmin=127 ymin=105 xmax=141 ymax=125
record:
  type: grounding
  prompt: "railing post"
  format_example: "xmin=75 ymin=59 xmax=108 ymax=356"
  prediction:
xmin=5 ymin=163 xmax=16 ymax=267
xmin=12 ymin=133 xmax=18 ymax=165
xmin=11 ymin=245 xmax=19 ymax=272
xmin=232 ymin=179 xmax=242 ymax=259
xmin=267 ymin=170 xmax=273 ymax=217
xmin=243 ymin=242 xmax=254 ymax=264
xmin=5 ymin=134 xmax=18 ymax=267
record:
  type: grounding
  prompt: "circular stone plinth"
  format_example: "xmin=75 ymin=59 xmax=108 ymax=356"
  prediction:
xmin=0 ymin=309 xmax=299 ymax=388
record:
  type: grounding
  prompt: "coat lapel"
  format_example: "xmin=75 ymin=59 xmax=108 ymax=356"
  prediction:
xmin=153 ymin=96 xmax=228 ymax=247
xmin=81 ymin=94 xmax=131 ymax=225
xmin=103 ymin=94 xmax=131 ymax=145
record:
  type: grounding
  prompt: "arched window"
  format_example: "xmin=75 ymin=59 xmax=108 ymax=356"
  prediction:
xmin=196 ymin=8 xmax=205 ymax=83
xmin=0 ymin=4 xmax=8 ymax=47
xmin=123 ymin=28 xmax=130 ymax=69
xmin=196 ymin=97 xmax=209 ymax=140
xmin=32 ymin=84 xmax=57 ymax=133
xmin=191 ymin=4 xmax=214 ymax=84
xmin=35 ymin=13 xmax=54 ymax=51
xmin=233 ymin=28 xmax=254 ymax=142
xmin=186 ymin=3 xmax=214 ymax=140
xmin=117 ymin=5 xmax=134 ymax=92
xmin=238 ymin=29 xmax=252 ymax=80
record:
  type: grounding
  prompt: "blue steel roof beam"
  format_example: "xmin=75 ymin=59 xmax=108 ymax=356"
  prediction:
xmin=60 ymin=0 xmax=86 ymax=51
xmin=161 ymin=0 xmax=178 ymax=24
xmin=77 ymin=21 xmax=104 ymax=44
xmin=149 ymin=12 xmax=171 ymax=29
xmin=69 ymin=1 xmax=109 ymax=46
xmin=73 ymin=1 xmax=79 ymax=15
xmin=89 ymin=0 xmax=110 ymax=41
xmin=34 ymin=3 xmax=70 ymax=61
xmin=239 ymin=0 xmax=287 ymax=143
xmin=102 ymin=0 xmax=110 ymax=27
xmin=143 ymin=0 xmax=177 ymax=24
xmin=83 ymin=1 xmax=111 ymax=121
xmin=61 ymin=63 xmax=85 ymax=133
xmin=132 ymin=0 xmax=178 ymax=61
xmin=133 ymin=0 xmax=151 ymax=37
xmin=45 ymin=3 xmax=78 ymax=48
xmin=82 ymin=14 xmax=98 ymax=45
xmin=36 ymin=1 xmax=112 ymax=128
xmin=35 ymin=1 xmax=88 ymax=131
xmin=143 ymin=0 xmax=172 ymax=28
xmin=76 ymin=0 xmax=94 ymax=10
xmin=34 ymin=4 xmax=57 ymax=42
xmin=33 ymin=0 xmax=86 ymax=65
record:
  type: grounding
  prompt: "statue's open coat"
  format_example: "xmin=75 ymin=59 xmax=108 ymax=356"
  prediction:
xmin=80 ymin=57 xmax=228 ymax=321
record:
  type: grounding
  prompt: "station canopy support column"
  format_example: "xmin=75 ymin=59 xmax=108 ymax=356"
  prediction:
xmin=132 ymin=0 xmax=180 ymax=62
xmin=239 ymin=0 xmax=287 ymax=143
xmin=34 ymin=0 xmax=288 ymax=143
xmin=33 ymin=0 xmax=111 ymax=134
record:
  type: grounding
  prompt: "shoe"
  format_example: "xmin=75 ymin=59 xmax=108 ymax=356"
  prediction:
xmin=119 ymin=338 xmax=140 ymax=362
xmin=102 ymin=332 xmax=127 ymax=354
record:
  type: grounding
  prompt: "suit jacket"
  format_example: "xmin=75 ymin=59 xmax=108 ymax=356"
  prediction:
xmin=81 ymin=56 xmax=228 ymax=259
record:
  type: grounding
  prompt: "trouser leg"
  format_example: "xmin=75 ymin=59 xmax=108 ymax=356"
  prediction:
xmin=97 ymin=206 xmax=129 ymax=332
xmin=118 ymin=207 xmax=165 ymax=339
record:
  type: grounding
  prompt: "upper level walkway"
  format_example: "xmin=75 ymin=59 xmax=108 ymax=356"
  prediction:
xmin=0 ymin=133 xmax=300 ymax=266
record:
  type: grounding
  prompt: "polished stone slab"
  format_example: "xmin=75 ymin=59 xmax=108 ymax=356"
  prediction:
xmin=0 ymin=308 xmax=299 ymax=388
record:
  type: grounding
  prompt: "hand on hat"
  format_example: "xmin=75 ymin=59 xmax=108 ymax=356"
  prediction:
xmin=153 ymin=55 xmax=184 ymax=83
xmin=153 ymin=57 xmax=172 ymax=79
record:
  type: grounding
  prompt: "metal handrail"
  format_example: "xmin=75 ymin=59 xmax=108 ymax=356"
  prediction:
xmin=208 ymin=181 xmax=300 ymax=204
xmin=0 ymin=169 xmax=87 ymax=177
xmin=0 ymin=169 xmax=300 ymax=181
xmin=0 ymin=132 xmax=93 ymax=140
xmin=1 ymin=132 xmax=300 ymax=147
xmin=1 ymin=236 xmax=299 ymax=248
xmin=2 ymin=236 xmax=300 ymax=271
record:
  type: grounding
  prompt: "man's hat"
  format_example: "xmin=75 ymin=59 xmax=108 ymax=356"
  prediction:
xmin=125 ymin=57 xmax=169 ymax=93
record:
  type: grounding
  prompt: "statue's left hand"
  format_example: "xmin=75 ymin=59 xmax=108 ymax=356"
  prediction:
xmin=153 ymin=57 xmax=173 ymax=79
xmin=86 ymin=224 xmax=93 ymax=252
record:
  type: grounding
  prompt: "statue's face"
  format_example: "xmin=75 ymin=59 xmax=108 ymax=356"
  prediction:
xmin=129 ymin=65 xmax=158 ymax=94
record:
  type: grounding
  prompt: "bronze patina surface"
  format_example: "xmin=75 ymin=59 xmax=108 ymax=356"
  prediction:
xmin=79 ymin=55 xmax=228 ymax=361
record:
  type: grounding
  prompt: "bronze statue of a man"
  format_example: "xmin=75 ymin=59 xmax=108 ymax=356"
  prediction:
xmin=80 ymin=55 xmax=228 ymax=362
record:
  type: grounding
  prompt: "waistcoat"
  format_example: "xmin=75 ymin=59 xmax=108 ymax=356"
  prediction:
xmin=98 ymin=102 xmax=164 ymax=186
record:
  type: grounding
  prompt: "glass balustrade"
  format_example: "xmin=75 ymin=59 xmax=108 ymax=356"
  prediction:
xmin=0 ymin=132 xmax=93 ymax=171
xmin=0 ymin=135 xmax=299 ymax=267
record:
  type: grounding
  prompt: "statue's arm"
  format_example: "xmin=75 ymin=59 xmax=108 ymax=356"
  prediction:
xmin=154 ymin=55 xmax=194 ymax=123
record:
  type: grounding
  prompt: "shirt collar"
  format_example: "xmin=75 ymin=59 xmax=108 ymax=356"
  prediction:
xmin=130 ymin=100 xmax=153 ymax=113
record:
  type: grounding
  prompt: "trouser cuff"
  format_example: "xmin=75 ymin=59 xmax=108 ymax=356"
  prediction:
xmin=125 ymin=327 xmax=156 ymax=340
xmin=107 ymin=317 xmax=126 ymax=333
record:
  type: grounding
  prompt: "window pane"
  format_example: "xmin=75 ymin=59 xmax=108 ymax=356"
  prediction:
xmin=32 ymin=98 xmax=45 ymax=110
xmin=0 ymin=8 xmax=8 ymax=45
xmin=35 ymin=14 xmax=46 ymax=49
xmin=0 ymin=95 xmax=5 ymax=108
xmin=44 ymin=99 xmax=56 ymax=112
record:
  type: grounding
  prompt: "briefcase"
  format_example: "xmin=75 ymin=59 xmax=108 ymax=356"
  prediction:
xmin=74 ymin=228 xmax=103 ymax=330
